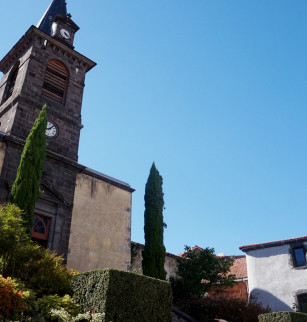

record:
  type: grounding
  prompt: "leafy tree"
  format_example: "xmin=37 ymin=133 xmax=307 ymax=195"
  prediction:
xmin=171 ymin=246 xmax=236 ymax=299
xmin=10 ymin=105 xmax=47 ymax=235
xmin=0 ymin=204 xmax=75 ymax=297
xmin=142 ymin=163 xmax=167 ymax=280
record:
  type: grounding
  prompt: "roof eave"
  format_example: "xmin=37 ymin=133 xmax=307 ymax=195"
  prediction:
xmin=0 ymin=26 xmax=97 ymax=73
xmin=240 ymin=236 xmax=307 ymax=252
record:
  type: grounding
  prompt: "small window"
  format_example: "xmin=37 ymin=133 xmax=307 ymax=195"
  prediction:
xmin=42 ymin=60 xmax=68 ymax=104
xmin=32 ymin=214 xmax=50 ymax=248
xmin=293 ymin=247 xmax=306 ymax=267
xmin=298 ymin=294 xmax=307 ymax=313
xmin=3 ymin=62 xmax=20 ymax=103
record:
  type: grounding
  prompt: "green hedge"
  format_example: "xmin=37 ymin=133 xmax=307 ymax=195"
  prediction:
xmin=72 ymin=268 xmax=173 ymax=322
xmin=259 ymin=312 xmax=307 ymax=322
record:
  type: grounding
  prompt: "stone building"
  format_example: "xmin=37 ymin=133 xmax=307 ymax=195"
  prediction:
xmin=0 ymin=0 xmax=134 ymax=272
xmin=131 ymin=242 xmax=179 ymax=280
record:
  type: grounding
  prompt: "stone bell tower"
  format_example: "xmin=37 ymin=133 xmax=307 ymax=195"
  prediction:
xmin=0 ymin=0 xmax=96 ymax=260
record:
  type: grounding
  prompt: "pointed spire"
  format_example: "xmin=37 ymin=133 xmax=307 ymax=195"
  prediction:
xmin=37 ymin=0 xmax=67 ymax=35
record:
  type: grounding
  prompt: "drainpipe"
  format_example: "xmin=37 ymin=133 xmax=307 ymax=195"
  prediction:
xmin=235 ymin=277 xmax=249 ymax=302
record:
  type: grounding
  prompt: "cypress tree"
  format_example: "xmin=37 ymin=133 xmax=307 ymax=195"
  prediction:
xmin=142 ymin=162 xmax=167 ymax=280
xmin=10 ymin=105 xmax=47 ymax=236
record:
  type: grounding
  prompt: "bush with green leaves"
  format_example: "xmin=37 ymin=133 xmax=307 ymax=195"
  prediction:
xmin=0 ymin=203 xmax=29 ymax=273
xmin=171 ymin=245 xmax=236 ymax=300
xmin=72 ymin=268 xmax=173 ymax=322
xmin=0 ymin=275 xmax=27 ymax=321
xmin=51 ymin=309 xmax=105 ymax=322
xmin=258 ymin=312 xmax=307 ymax=322
xmin=30 ymin=295 xmax=80 ymax=321
xmin=174 ymin=294 xmax=271 ymax=322
xmin=0 ymin=204 xmax=76 ymax=297
xmin=1 ymin=277 xmax=79 ymax=322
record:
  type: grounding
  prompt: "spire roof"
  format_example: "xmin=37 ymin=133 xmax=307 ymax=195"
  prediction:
xmin=37 ymin=0 xmax=67 ymax=35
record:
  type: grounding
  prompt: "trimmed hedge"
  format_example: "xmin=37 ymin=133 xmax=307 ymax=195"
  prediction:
xmin=259 ymin=312 xmax=307 ymax=322
xmin=72 ymin=268 xmax=173 ymax=322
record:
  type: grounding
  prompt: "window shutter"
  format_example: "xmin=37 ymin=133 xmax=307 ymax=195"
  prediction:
xmin=4 ymin=62 xmax=20 ymax=102
xmin=42 ymin=60 xmax=68 ymax=104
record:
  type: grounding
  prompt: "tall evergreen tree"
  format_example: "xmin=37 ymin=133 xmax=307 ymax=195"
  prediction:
xmin=142 ymin=162 xmax=167 ymax=280
xmin=10 ymin=105 xmax=47 ymax=235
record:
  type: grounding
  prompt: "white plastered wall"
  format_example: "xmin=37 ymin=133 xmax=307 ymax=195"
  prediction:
xmin=246 ymin=242 xmax=307 ymax=312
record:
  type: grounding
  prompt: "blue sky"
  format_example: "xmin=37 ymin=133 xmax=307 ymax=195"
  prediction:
xmin=1 ymin=0 xmax=307 ymax=256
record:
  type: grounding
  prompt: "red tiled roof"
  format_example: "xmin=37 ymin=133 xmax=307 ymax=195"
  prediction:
xmin=229 ymin=257 xmax=247 ymax=279
xmin=239 ymin=235 xmax=307 ymax=252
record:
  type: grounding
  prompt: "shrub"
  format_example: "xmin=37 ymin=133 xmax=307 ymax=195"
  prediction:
xmin=4 ymin=278 xmax=79 ymax=322
xmin=2 ymin=238 xmax=75 ymax=297
xmin=34 ymin=295 xmax=80 ymax=320
xmin=24 ymin=250 xmax=77 ymax=297
xmin=0 ymin=204 xmax=75 ymax=297
xmin=72 ymin=268 xmax=173 ymax=322
xmin=258 ymin=312 xmax=307 ymax=322
xmin=0 ymin=204 xmax=29 ymax=271
xmin=174 ymin=294 xmax=271 ymax=322
xmin=0 ymin=275 xmax=27 ymax=321
xmin=51 ymin=309 xmax=105 ymax=322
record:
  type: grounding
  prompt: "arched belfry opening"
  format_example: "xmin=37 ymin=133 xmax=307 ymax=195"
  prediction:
xmin=3 ymin=61 xmax=20 ymax=103
xmin=42 ymin=60 xmax=68 ymax=104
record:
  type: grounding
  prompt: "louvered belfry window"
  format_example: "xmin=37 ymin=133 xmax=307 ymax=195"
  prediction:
xmin=3 ymin=62 xmax=20 ymax=102
xmin=42 ymin=60 xmax=68 ymax=104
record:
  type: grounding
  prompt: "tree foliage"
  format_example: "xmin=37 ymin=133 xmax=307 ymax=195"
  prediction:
xmin=0 ymin=276 xmax=27 ymax=321
xmin=10 ymin=105 xmax=47 ymax=235
xmin=171 ymin=246 xmax=236 ymax=299
xmin=142 ymin=163 xmax=167 ymax=280
xmin=0 ymin=204 xmax=75 ymax=297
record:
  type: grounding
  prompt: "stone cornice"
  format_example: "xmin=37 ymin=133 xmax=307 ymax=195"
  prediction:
xmin=0 ymin=25 xmax=96 ymax=73
xmin=4 ymin=134 xmax=85 ymax=171
xmin=1 ymin=134 xmax=135 ymax=193
xmin=83 ymin=168 xmax=136 ymax=193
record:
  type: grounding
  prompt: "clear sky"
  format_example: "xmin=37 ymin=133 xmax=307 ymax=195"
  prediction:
xmin=1 ymin=0 xmax=307 ymax=256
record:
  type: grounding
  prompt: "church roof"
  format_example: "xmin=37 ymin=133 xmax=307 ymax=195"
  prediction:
xmin=37 ymin=0 xmax=67 ymax=35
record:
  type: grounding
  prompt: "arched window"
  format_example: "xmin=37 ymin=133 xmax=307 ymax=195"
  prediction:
xmin=3 ymin=61 xmax=20 ymax=103
xmin=32 ymin=214 xmax=50 ymax=248
xmin=42 ymin=60 xmax=68 ymax=104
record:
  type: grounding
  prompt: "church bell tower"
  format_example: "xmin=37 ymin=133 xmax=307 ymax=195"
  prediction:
xmin=0 ymin=0 xmax=96 ymax=260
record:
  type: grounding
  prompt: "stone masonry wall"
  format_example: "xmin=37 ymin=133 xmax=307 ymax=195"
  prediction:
xmin=67 ymin=172 xmax=132 ymax=272
xmin=0 ymin=27 xmax=95 ymax=262
xmin=0 ymin=35 xmax=87 ymax=161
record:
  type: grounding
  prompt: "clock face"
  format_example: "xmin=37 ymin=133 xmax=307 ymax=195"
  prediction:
xmin=60 ymin=29 xmax=70 ymax=39
xmin=45 ymin=121 xmax=58 ymax=138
